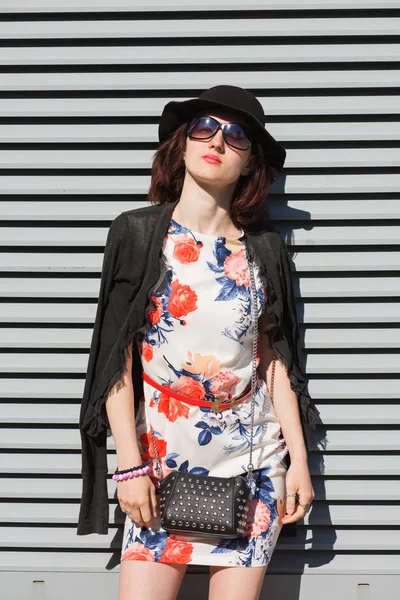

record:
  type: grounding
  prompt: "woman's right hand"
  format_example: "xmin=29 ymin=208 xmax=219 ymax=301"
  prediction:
xmin=118 ymin=475 xmax=159 ymax=529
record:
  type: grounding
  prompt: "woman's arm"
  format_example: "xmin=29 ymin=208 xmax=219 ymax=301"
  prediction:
xmin=105 ymin=341 xmax=143 ymax=469
xmin=105 ymin=341 xmax=158 ymax=528
xmin=257 ymin=311 xmax=314 ymax=524
xmin=257 ymin=312 xmax=307 ymax=463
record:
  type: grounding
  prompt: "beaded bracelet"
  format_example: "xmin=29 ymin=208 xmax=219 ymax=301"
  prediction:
xmin=112 ymin=461 xmax=151 ymax=482
xmin=114 ymin=461 xmax=149 ymax=475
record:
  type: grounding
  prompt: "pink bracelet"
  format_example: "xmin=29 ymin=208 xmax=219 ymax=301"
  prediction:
xmin=112 ymin=463 xmax=151 ymax=482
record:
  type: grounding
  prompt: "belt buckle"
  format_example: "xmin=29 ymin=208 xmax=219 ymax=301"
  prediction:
xmin=210 ymin=396 xmax=239 ymax=413
xmin=228 ymin=397 xmax=240 ymax=410
xmin=211 ymin=398 xmax=223 ymax=413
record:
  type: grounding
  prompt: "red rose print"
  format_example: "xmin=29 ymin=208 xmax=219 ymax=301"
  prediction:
xmin=209 ymin=371 xmax=240 ymax=400
xmin=173 ymin=376 xmax=206 ymax=401
xmin=172 ymin=234 xmax=201 ymax=264
xmin=167 ymin=280 xmax=198 ymax=319
xmin=244 ymin=498 xmax=272 ymax=538
xmin=148 ymin=296 xmax=163 ymax=325
xmin=142 ymin=341 xmax=153 ymax=362
xmin=159 ymin=536 xmax=193 ymax=564
xmin=122 ymin=542 xmax=155 ymax=561
xmin=158 ymin=392 xmax=190 ymax=422
xmin=139 ymin=428 xmax=167 ymax=462
xmin=223 ymin=250 xmax=250 ymax=287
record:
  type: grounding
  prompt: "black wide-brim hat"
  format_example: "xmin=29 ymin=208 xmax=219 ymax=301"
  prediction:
xmin=158 ymin=84 xmax=286 ymax=183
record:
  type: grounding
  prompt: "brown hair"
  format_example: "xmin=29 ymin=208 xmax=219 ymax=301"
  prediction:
xmin=147 ymin=122 xmax=273 ymax=228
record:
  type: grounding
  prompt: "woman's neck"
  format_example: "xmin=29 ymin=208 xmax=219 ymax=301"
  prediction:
xmin=174 ymin=180 xmax=242 ymax=239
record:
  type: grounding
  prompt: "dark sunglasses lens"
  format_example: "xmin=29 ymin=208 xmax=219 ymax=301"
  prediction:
xmin=188 ymin=116 xmax=251 ymax=149
xmin=224 ymin=123 xmax=251 ymax=149
xmin=189 ymin=116 xmax=218 ymax=139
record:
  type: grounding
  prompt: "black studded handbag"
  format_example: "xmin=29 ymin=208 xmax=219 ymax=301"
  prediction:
xmin=151 ymin=249 xmax=276 ymax=538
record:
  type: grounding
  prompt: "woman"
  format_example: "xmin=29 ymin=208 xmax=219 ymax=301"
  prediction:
xmin=78 ymin=85 xmax=317 ymax=600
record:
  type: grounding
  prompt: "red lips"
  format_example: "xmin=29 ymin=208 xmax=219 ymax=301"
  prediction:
xmin=202 ymin=154 xmax=221 ymax=164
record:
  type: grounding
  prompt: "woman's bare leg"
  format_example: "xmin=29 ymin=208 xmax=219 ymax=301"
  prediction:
xmin=208 ymin=564 xmax=268 ymax=600
xmin=118 ymin=561 xmax=188 ymax=600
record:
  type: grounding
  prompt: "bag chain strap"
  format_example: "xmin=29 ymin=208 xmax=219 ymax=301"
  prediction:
xmin=150 ymin=245 xmax=266 ymax=489
xmin=243 ymin=245 xmax=259 ymax=488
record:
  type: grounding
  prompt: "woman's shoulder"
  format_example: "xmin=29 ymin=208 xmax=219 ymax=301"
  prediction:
xmin=107 ymin=203 xmax=166 ymax=241
xmin=112 ymin=202 xmax=164 ymax=225
xmin=244 ymin=218 xmax=285 ymax=254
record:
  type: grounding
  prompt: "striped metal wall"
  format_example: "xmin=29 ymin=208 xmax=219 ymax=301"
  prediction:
xmin=1 ymin=1 xmax=399 ymax=598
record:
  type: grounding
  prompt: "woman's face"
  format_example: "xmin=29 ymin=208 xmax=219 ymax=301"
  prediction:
xmin=183 ymin=108 xmax=253 ymax=188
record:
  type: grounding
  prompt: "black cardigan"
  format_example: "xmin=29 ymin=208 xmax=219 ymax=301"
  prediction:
xmin=77 ymin=199 xmax=319 ymax=538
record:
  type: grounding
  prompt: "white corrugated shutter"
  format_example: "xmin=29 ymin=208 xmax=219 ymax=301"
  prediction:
xmin=1 ymin=1 xmax=399 ymax=598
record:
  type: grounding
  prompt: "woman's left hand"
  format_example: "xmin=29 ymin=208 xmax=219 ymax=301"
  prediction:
xmin=281 ymin=458 xmax=315 ymax=524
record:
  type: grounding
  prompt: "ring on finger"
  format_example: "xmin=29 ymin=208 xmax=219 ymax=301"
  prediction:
xmin=299 ymin=501 xmax=312 ymax=514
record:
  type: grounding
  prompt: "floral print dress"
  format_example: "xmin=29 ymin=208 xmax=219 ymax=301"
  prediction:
xmin=120 ymin=216 xmax=289 ymax=568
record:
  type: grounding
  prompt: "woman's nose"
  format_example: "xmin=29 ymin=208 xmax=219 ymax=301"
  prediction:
xmin=209 ymin=128 xmax=224 ymax=149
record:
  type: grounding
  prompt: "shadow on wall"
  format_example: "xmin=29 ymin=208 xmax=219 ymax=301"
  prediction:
xmin=270 ymin=177 xmax=334 ymax=579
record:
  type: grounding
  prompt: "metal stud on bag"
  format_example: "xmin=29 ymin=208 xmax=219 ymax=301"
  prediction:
xmin=150 ymin=245 xmax=277 ymax=538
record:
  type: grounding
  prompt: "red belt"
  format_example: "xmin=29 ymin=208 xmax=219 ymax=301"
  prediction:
xmin=142 ymin=371 xmax=255 ymax=412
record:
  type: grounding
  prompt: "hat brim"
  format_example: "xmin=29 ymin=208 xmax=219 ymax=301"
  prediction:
xmin=158 ymin=98 xmax=286 ymax=182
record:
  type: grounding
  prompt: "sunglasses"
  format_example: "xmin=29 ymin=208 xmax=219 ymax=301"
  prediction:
xmin=187 ymin=115 xmax=252 ymax=151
